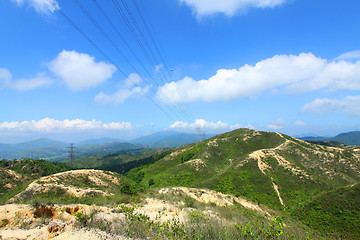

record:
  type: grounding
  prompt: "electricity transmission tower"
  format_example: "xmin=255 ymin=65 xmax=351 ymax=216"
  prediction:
xmin=196 ymin=126 xmax=202 ymax=143
xmin=68 ymin=143 xmax=76 ymax=161
xmin=196 ymin=126 xmax=206 ymax=143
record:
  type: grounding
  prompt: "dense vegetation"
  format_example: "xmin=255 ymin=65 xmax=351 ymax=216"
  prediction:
xmin=293 ymin=184 xmax=360 ymax=239
xmin=126 ymin=129 xmax=359 ymax=209
xmin=67 ymin=148 xmax=170 ymax=173
xmin=0 ymin=159 xmax=71 ymax=204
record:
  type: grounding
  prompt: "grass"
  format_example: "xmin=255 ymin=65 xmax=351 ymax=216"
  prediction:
xmin=292 ymin=184 xmax=360 ymax=239
xmin=69 ymin=200 xmax=318 ymax=240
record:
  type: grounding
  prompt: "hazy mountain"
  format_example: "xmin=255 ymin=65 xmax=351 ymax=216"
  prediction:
xmin=0 ymin=138 xmax=68 ymax=153
xmin=300 ymin=131 xmax=360 ymax=146
xmin=332 ymin=131 xmax=360 ymax=145
xmin=76 ymin=137 xmax=124 ymax=146
xmin=131 ymin=131 xmax=214 ymax=148
xmin=76 ymin=142 xmax=145 ymax=157
xmin=0 ymin=138 xmax=144 ymax=161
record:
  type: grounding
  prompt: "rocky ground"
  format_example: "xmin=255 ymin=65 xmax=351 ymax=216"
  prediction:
xmin=0 ymin=185 xmax=272 ymax=240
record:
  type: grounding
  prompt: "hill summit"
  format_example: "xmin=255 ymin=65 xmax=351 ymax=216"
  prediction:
xmin=128 ymin=128 xmax=360 ymax=210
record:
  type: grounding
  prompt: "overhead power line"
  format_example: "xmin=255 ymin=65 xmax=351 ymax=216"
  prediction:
xmin=48 ymin=0 xmax=194 ymax=123
xmin=47 ymin=0 xmax=181 ymax=122
xmin=74 ymin=0 xmax=188 ymax=121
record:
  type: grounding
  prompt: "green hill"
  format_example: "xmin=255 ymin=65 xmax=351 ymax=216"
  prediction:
xmin=124 ymin=128 xmax=360 ymax=238
xmin=293 ymin=183 xmax=360 ymax=239
xmin=66 ymin=148 xmax=169 ymax=173
xmin=128 ymin=129 xmax=359 ymax=209
xmin=0 ymin=159 xmax=71 ymax=204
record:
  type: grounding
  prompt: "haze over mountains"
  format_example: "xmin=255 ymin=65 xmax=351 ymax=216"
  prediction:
xmin=0 ymin=131 xmax=214 ymax=161
xmin=300 ymin=131 xmax=360 ymax=146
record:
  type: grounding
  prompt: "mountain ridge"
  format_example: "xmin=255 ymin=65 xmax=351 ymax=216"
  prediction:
xmin=300 ymin=130 xmax=360 ymax=146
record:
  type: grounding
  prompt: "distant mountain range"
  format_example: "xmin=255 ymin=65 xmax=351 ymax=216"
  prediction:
xmin=0 ymin=130 xmax=358 ymax=161
xmin=0 ymin=131 xmax=214 ymax=161
xmin=130 ymin=131 xmax=214 ymax=148
xmin=299 ymin=131 xmax=360 ymax=146
xmin=0 ymin=138 xmax=141 ymax=161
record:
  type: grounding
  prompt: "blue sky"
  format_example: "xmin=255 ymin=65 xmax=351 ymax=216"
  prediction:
xmin=1 ymin=0 xmax=360 ymax=143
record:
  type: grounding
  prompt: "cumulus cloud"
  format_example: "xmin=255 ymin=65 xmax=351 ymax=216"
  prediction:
xmin=157 ymin=52 xmax=360 ymax=104
xmin=0 ymin=118 xmax=133 ymax=132
xmin=178 ymin=0 xmax=287 ymax=18
xmin=0 ymin=68 xmax=53 ymax=91
xmin=301 ymin=96 xmax=360 ymax=116
xmin=95 ymin=73 xmax=150 ymax=104
xmin=169 ymin=119 xmax=253 ymax=132
xmin=335 ymin=50 xmax=360 ymax=61
xmin=11 ymin=0 xmax=60 ymax=14
xmin=267 ymin=118 xmax=288 ymax=130
xmin=49 ymin=50 xmax=116 ymax=91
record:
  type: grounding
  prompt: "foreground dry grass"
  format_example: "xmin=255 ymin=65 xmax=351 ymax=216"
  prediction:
xmin=0 ymin=186 xmax=314 ymax=240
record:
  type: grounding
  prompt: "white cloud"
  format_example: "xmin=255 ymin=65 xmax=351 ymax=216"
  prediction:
xmin=0 ymin=68 xmax=53 ymax=91
xmin=95 ymin=86 xmax=150 ymax=104
xmin=285 ymin=60 xmax=360 ymax=94
xmin=294 ymin=120 xmax=306 ymax=126
xmin=267 ymin=118 xmax=288 ymax=129
xmin=178 ymin=0 xmax=287 ymax=18
xmin=0 ymin=118 xmax=133 ymax=132
xmin=157 ymin=52 xmax=360 ymax=104
xmin=95 ymin=73 xmax=150 ymax=104
xmin=124 ymin=73 xmax=143 ymax=87
xmin=49 ymin=50 xmax=116 ymax=91
xmin=169 ymin=119 xmax=253 ymax=132
xmin=301 ymin=96 xmax=360 ymax=116
xmin=335 ymin=50 xmax=360 ymax=61
xmin=0 ymin=68 xmax=12 ymax=82
xmin=11 ymin=0 xmax=60 ymax=14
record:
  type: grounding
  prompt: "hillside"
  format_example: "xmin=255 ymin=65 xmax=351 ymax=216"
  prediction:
xmin=0 ymin=159 xmax=71 ymax=204
xmin=294 ymin=183 xmax=360 ymax=239
xmin=128 ymin=129 xmax=359 ymax=209
xmin=66 ymin=148 xmax=170 ymax=174
xmin=6 ymin=169 xmax=127 ymax=204
xmin=125 ymin=128 xmax=360 ymax=237
xmin=1 ymin=169 xmax=314 ymax=240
